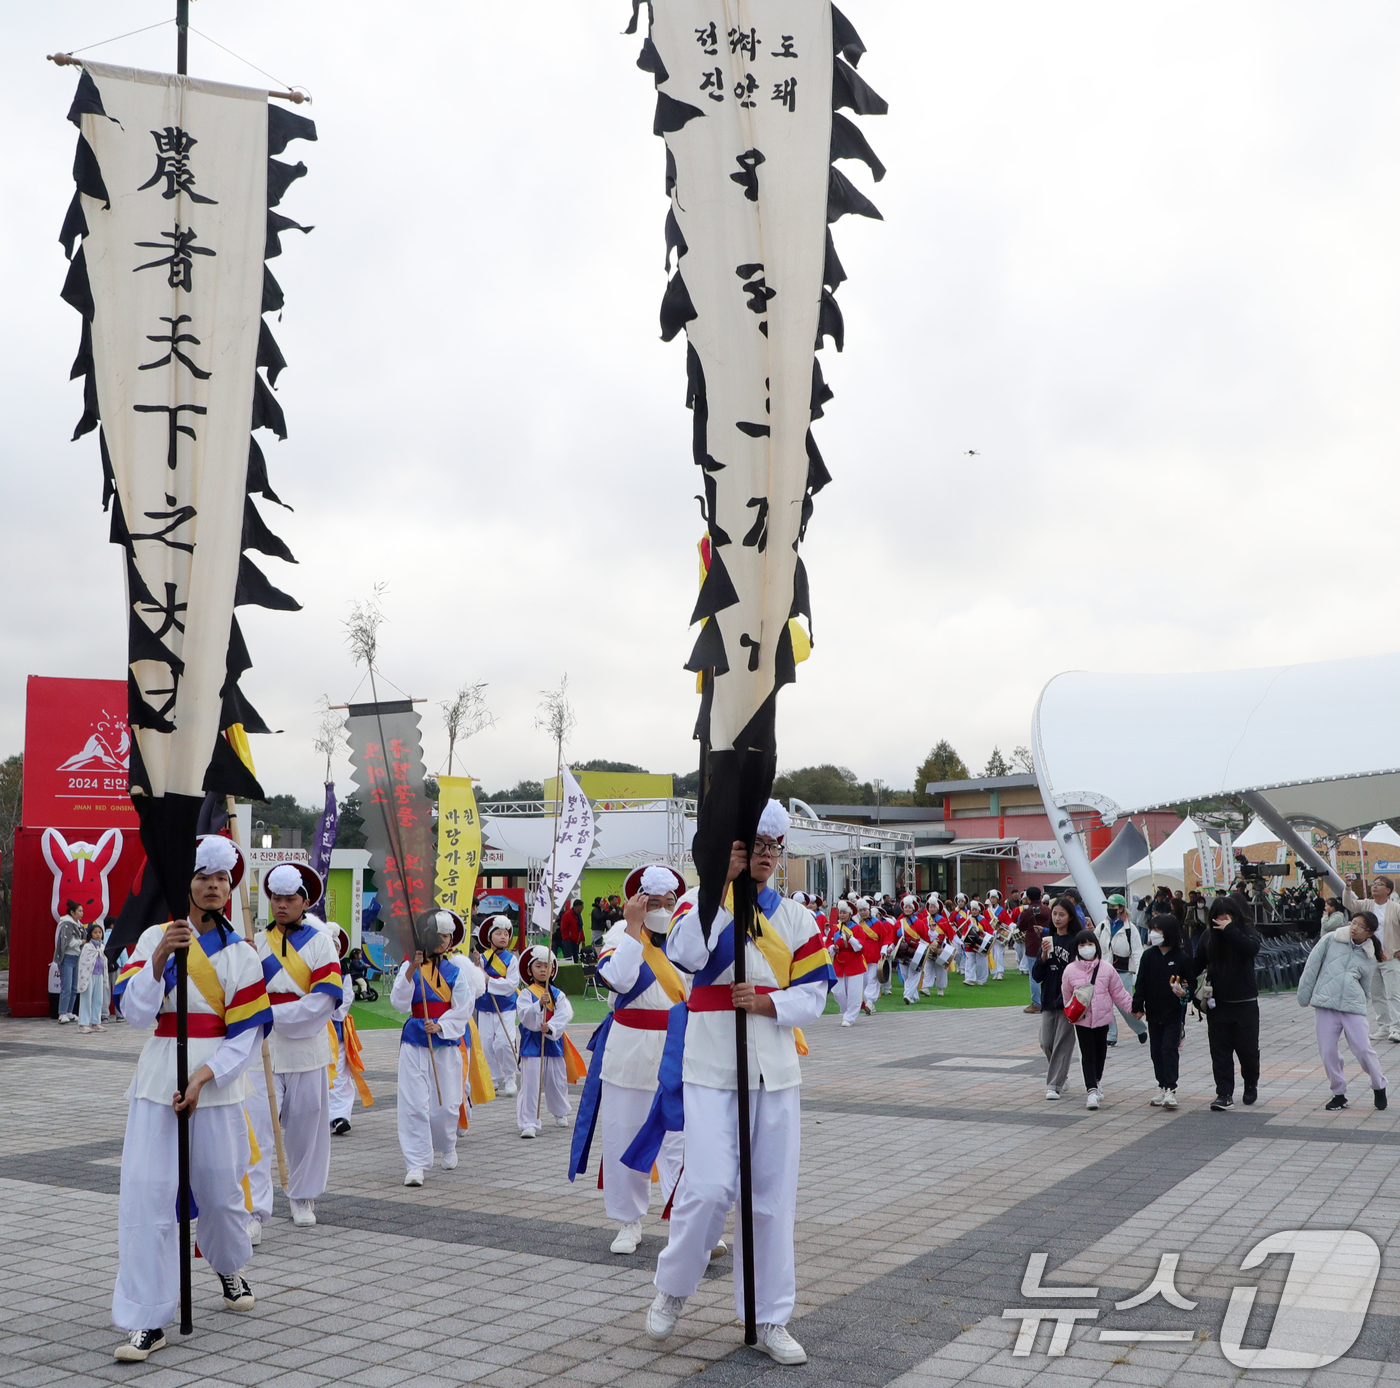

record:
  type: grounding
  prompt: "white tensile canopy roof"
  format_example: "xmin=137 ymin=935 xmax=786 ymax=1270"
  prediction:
xmin=1034 ymin=654 xmax=1400 ymax=834
xmin=1364 ymin=822 xmax=1400 ymax=848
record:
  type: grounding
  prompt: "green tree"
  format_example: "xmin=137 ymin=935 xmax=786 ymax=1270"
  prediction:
xmin=240 ymin=792 xmax=321 ymax=847
xmin=480 ymin=779 xmax=545 ymax=803
xmin=335 ymin=794 xmax=367 ymax=849
xmin=575 ymin=759 xmax=648 ymax=773
xmin=983 ymin=746 xmax=1012 ymax=778
xmin=913 ymin=740 xmax=969 ymax=805
xmin=0 ymin=753 xmax=21 ymax=934
xmin=772 ymin=765 xmax=874 ymax=807
xmin=1012 ymin=745 xmax=1035 ymax=774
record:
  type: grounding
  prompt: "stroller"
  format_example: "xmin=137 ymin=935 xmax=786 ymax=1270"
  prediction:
xmin=344 ymin=947 xmax=379 ymax=1002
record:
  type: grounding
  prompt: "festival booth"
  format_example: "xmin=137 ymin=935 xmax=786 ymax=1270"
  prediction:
xmin=1051 ymin=818 xmax=1148 ymax=894
xmin=1031 ymin=652 xmax=1400 ymax=924
xmin=1123 ymin=817 xmax=1209 ymax=903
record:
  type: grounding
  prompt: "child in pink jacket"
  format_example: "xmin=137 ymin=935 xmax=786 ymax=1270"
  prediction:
xmin=1062 ymin=930 xmax=1139 ymax=1109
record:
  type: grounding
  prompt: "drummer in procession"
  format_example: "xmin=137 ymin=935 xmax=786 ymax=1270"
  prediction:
xmin=570 ymin=864 xmax=690 ymax=1254
xmin=827 ymin=899 xmax=867 ymax=1025
xmin=926 ymin=894 xmax=954 ymax=996
xmin=110 ymin=835 xmax=271 ymax=1362
xmin=854 ymin=898 xmax=884 ymax=1015
xmin=475 ymin=915 xmax=521 ymax=1097
xmin=896 ymin=894 xmax=932 ymax=1005
xmin=247 ymin=862 xmax=343 ymax=1235
xmin=391 ymin=910 xmax=485 ymax=1186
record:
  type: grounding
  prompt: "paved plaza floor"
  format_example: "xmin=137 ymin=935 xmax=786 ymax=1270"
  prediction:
xmin=3 ymin=991 xmax=1400 ymax=1388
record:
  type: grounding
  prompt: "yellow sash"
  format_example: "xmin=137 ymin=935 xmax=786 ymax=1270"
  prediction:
xmin=186 ymin=932 xmax=227 ymax=1018
xmin=267 ymin=926 xmax=315 ymax=993
xmin=241 ymin=1108 xmax=261 ymax=1212
xmin=420 ymin=962 xmax=453 ymax=1003
xmin=641 ymin=936 xmax=688 ymax=1004
xmin=457 ymin=1015 xmax=498 ymax=1128
xmin=719 ymin=891 xmax=810 ymax=1058
xmin=342 ymin=1015 xmax=373 ymax=1104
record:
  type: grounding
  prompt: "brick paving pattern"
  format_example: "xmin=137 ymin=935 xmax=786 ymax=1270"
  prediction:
xmin=2 ymin=991 xmax=1398 ymax=1386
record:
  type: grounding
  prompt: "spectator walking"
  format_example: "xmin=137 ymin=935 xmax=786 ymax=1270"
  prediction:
xmin=1019 ymin=888 xmax=1048 ymax=1014
xmin=1031 ymin=897 xmax=1081 ymax=1101
xmin=1195 ymin=896 xmax=1262 ymax=1111
xmin=1319 ymin=895 xmax=1347 ymax=937
xmin=1096 ymin=895 xmax=1148 ymax=1047
xmin=590 ymin=897 xmax=608 ymax=943
xmin=1298 ymin=910 xmax=1388 ymax=1111
xmin=53 ymin=902 xmax=86 ymax=1024
xmin=76 ymin=924 xmax=108 ymax=1034
xmin=1132 ymin=915 xmax=1194 ymax=1109
xmin=1342 ymin=873 xmax=1400 ymax=1044
xmin=1061 ymin=930 xmax=1137 ymax=1110
xmin=559 ymin=899 xmax=583 ymax=962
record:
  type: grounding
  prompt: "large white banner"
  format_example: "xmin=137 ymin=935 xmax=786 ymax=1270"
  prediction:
xmin=530 ymin=767 xmax=595 ymax=933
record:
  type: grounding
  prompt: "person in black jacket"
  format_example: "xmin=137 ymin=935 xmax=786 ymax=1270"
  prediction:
xmin=1132 ymin=915 xmax=1195 ymax=1109
xmin=1195 ymin=896 xmax=1262 ymax=1111
xmin=1031 ymin=897 xmax=1081 ymax=1101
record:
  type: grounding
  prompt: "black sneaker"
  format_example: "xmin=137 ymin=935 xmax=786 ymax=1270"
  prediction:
xmin=1377 ymin=1088 xmax=1389 ymax=1110
xmin=1242 ymin=1087 xmax=1258 ymax=1106
xmin=1138 ymin=1031 xmax=1148 ymax=1045
xmin=1210 ymin=1095 xmax=1234 ymax=1111
xmin=218 ymin=1272 xmax=256 ymax=1310
xmin=114 ymin=1329 xmax=166 ymax=1362
xmin=331 ymin=1117 xmax=351 ymax=1135
xmin=1325 ymin=1094 xmax=1348 ymax=1111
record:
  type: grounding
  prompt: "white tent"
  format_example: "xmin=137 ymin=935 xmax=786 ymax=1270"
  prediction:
xmin=1124 ymin=817 xmax=1205 ymax=901
xmin=1232 ymin=817 xmax=1278 ymax=850
xmin=1363 ymin=823 xmax=1400 ymax=848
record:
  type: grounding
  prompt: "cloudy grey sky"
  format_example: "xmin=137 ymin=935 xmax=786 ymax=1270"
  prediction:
xmin=3 ymin=2 xmax=1398 ymax=806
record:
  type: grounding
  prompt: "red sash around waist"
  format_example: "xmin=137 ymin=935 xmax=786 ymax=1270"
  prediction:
xmin=155 ymin=1014 xmax=227 ymax=1038
xmin=417 ymin=998 xmax=451 ymax=1019
xmin=612 ymin=1007 xmax=672 ymax=1030
xmin=687 ymin=984 xmax=777 ymax=1012
xmin=267 ymin=991 xmax=301 ymax=1005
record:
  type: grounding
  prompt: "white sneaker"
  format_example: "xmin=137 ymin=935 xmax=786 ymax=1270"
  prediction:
xmin=289 ymin=1199 xmax=316 ymax=1227
xmin=1045 ymin=1088 xmax=1061 ymax=1101
xmin=57 ymin=1015 xmax=73 ymax=1025
xmin=754 ymin=1323 xmax=808 ymax=1365
xmin=610 ymin=1221 xmax=642 ymax=1254
xmin=78 ymin=1025 xmax=92 ymax=1034
xmin=441 ymin=1149 xmax=459 ymax=1171
xmin=404 ymin=1168 xmax=425 ymax=1187
xmin=1163 ymin=1089 xmax=1178 ymax=1109
xmin=555 ymin=1115 xmax=571 ymax=1128
xmin=840 ymin=1019 xmax=852 ymax=1028
xmin=519 ymin=1129 xmax=536 ymax=1140
xmin=504 ymin=1079 xmax=518 ymax=1096
xmin=247 ymin=1218 xmax=262 ymax=1246
xmin=1086 ymin=1090 xmax=1100 ymax=1110
xmin=647 ymin=1291 xmax=686 ymax=1340
xmin=1150 ymin=1088 xmax=1166 ymax=1107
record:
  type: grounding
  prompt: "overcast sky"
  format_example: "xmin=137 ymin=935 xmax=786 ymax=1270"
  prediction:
xmin=4 ymin=2 xmax=1399 ymax=807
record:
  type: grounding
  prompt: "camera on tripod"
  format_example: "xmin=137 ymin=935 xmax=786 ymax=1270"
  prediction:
xmin=1235 ymin=854 xmax=1288 ymax=883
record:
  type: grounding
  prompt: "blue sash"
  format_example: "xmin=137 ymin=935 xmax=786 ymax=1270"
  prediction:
xmin=400 ymin=956 xmax=461 ymax=1049
xmin=519 ymin=984 xmax=564 ymax=1058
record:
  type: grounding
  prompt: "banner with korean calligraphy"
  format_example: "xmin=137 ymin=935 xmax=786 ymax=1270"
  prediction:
xmin=630 ymin=4 xmax=885 ymax=930
xmin=344 ymin=700 xmax=435 ymax=961
xmin=308 ymin=781 xmax=338 ymax=921
xmin=59 ymin=61 xmax=315 ymax=917
xmin=530 ymin=766 xmax=596 ymax=934
xmin=435 ymin=775 xmax=482 ymax=918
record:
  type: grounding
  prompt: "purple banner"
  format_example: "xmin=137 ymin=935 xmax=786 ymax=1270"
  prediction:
xmin=309 ymin=781 xmax=338 ymax=920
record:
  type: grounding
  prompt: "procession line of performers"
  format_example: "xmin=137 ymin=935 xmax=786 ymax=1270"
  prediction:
xmin=819 ymin=888 xmax=1026 ymax=1022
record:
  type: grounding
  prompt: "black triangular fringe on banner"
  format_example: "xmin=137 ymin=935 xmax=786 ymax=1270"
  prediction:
xmin=267 ymin=104 xmax=318 ymax=156
xmin=266 ymin=209 xmax=313 ymax=260
xmin=655 ymin=90 xmax=704 ymax=136
xmin=61 ymin=246 xmax=93 ymax=321
xmin=828 ymin=166 xmax=883 ymax=224
xmin=790 ymin=558 xmax=811 ymax=620
xmin=251 ymin=374 xmax=288 ymax=439
xmin=267 ymin=158 xmax=308 ymax=208
xmin=69 ymin=317 xmax=92 ymax=381
xmin=660 ymin=271 xmax=697 ymax=342
xmin=72 ymin=352 xmax=100 ymax=439
xmin=221 ymin=678 xmax=271 ymax=738
xmin=831 ymin=112 xmax=886 ymax=182
xmin=242 ymin=494 xmax=297 ymax=563
xmin=817 ymin=289 xmax=845 ymax=351
xmin=810 ymin=359 xmax=834 ymax=420
xmin=685 ymin=617 xmax=729 ymax=677
xmin=823 ymin=229 xmax=847 ymax=291
xmin=246 ymin=437 xmax=287 ymax=507
xmin=833 ymin=57 xmax=888 ymax=116
xmin=257 ymin=320 xmax=288 ymax=386
xmin=226 ymin=615 xmax=253 ymax=683
xmin=665 ymin=146 xmax=677 ymax=196
xmin=72 ymin=134 xmax=110 ymax=208
xmin=235 ymin=555 xmax=302 ymax=611
xmin=665 ymin=207 xmax=687 ymax=268
xmin=806 ymin=430 xmax=832 ymax=494
xmin=59 ymin=190 xmax=88 ymax=260
xmin=66 ymin=69 xmax=111 ymax=126
xmin=262 ymin=265 xmax=285 ymax=313
xmin=690 ymin=546 xmax=741 ymax=623
xmin=637 ymin=36 xmax=668 ymax=82
xmin=624 ymin=1 xmax=653 ymax=37
xmin=831 ymin=6 xmax=867 ymax=68
xmin=99 ymin=428 xmax=115 ymax=512
xmin=204 ymin=731 xmax=265 ymax=800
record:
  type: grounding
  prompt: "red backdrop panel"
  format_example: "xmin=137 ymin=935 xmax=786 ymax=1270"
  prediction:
xmin=22 ymin=676 xmax=137 ymax=828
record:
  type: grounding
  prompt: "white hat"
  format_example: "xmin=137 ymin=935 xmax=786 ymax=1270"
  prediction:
xmin=791 ymin=891 xmax=810 ymax=905
xmin=926 ymin=892 xmax=941 ymax=907
xmin=267 ymin=864 xmax=306 ymax=896
xmin=901 ymin=894 xmax=918 ymax=910
xmin=987 ymin=889 xmax=1001 ymax=900
xmin=639 ymin=864 xmax=685 ymax=897
xmin=757 ymin=800 xmax=790 ymax=839
xmin=969 ymin=899 xmax=982 ymax=911
xmin=837 ymin=899 xmax=853 ymax=915
xmin=194 ymin=835 xmax=240 ymax=878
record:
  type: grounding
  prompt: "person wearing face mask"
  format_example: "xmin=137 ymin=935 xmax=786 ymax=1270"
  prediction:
xmin=569 ymin=865 xmax=691 ymax=1255
xmin=1095 ymin=896 xmax=1147 ymax=1048
xmin=1031 ymin=897 xmax=1081 ymax=1100
xmin=1060 ymin=930 xmax=1138 ymax=1110
xmin=1194 ymin=897 xmax=1262 ymax=1111
xmin=1131 ymin=915 xmax=1195 ymax=1108
xmin=1298 ymin=910 xmax=1389 ymax=1111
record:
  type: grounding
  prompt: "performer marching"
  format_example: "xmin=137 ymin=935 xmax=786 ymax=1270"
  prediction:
xmin=827 ymin=900 xmax=867 ymax=1026
xmin=391 ymin=910 xmax=483 ymax=1185
xmin=110 ymin=836 xmax=271 ymax=1361
xmin=896 ymin=895 xmax=931 ymax=1006
xmin=640 ymin=802 xmax=833 ymax=1365
xmin=517 ymin=946 xmax=574 ymax=1137
xmin=475 ymin=915 xmax=521 ymax=1097
xmin=326 ymin=921 xmax=372 ymax=1135
xmin=569 ymin=865 xmax=689 ymax=1254
xmin=855 ymin=899 xmax=883 ymax=1016
xmin=246 ymin=863 xmax=342 ymax=1233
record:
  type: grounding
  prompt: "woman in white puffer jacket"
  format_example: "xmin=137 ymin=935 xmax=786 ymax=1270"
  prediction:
xmin=1298 ymin=911 xmax=1388 ymax=1112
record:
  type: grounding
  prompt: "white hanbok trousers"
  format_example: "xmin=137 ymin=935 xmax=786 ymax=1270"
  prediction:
xmin=477 ymin=1006 xmax=519 ymax=1084
xmin=900 ymin=945 xmax=928 ymax=1003
xmin=112 ymin=1097 xmax=250 ymax=1331
xmin=991 ymin=943 xmax=1006 ymax=978
xmin=862 ymin=962 xmax=881 ymax=1007
xmin=329 ymin=1036 xmax=355 ymax=1123
xmin=963 ymin=951 xmax=989 ymax=985
xmin=832 ymin=975 xmax=862 ymax=1023
xmin=397 ymin=1043 xmax=463 ymax=1171
xmin=655 ymin=1082 xmax=801 ymax=1327
xmin=517 ymin=1055 xmax=570 ymax=1133
xmin=246 ymin=1066 xmax=331 ymax=1219
xmin=600 ymin=1080 xmax=683 ymax=1223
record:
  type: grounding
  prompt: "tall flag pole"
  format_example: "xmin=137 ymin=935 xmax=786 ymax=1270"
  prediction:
xmin=57 ymin=11 xmax=315 ymax=1334
xmin=629 ymin=0 xmax=885 ymax=1345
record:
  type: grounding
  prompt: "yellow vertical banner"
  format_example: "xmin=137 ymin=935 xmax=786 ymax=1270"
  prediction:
xmin=436 ymin=775 xmax=482 ymax=917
